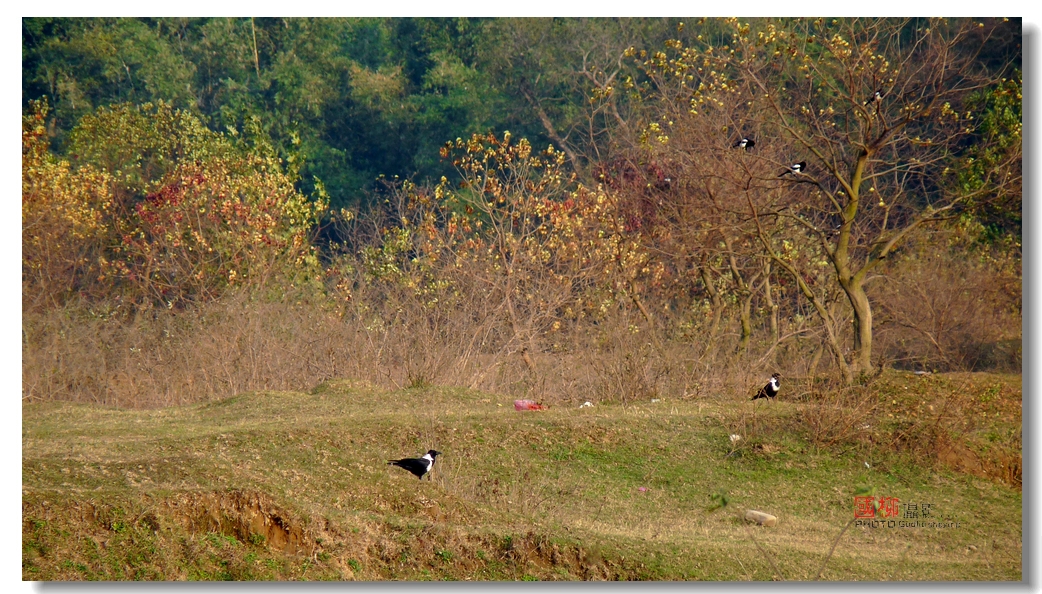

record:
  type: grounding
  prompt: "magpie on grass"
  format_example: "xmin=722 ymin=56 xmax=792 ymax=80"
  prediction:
xmin=778 ymin=161 xmax=807 ymax=177
xmin=387 ymin=449 xmax=442 ymax=480
xmin=751 ymin=373 xmax=781 ymax=401
xmin=732 ymin=137 xmax=756 ymax=150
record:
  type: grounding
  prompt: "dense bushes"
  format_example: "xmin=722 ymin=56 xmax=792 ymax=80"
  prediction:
xmin=23 ymin=100 xmax=326 ymax=312
xmin=23 ymin=100 xmax=115 ymax=310
xmin=22 ymin=18 xmax=1021 ymax=408
xmin=22 ymin=117 xmax=1021 ymax=407
xmin=871 ymin=222 xmax=1021 ymax=372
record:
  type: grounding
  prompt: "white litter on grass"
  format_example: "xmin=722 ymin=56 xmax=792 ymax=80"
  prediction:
xmin=729 ymin=434 xmax=741 ymax=444
xmin=651 ymin=399 xmax=661 ymax=403
xmin=858 ymin=424 xmax=871 ymax=430
xmin=579 ymin=401 xmax=594 ymax=408
xmin=865 ymin=462 xmax=871 ymax=469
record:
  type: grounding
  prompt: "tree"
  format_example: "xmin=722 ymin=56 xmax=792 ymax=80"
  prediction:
xmin=631 ymin=17 xmax=1021 ymax=381
xmin=22 ymin=99 xmax=115 ymax=311
xmin=57 ymin=101 xmax=326 ymax=308
xmin=348 ymin=132 xmax=651 ymax=378
xmin=23 ymin=17 xmax=510 ymax=210
xmin=476 ymin=18 xmax=688 ymax=177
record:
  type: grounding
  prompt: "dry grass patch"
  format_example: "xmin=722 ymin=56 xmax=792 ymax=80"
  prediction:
xmin=23 ymin=373 xmax=1022 ymax=581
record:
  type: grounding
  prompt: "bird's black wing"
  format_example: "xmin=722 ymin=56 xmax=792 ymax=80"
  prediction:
xmin=388 ymin=457 xmax=428 ymax=478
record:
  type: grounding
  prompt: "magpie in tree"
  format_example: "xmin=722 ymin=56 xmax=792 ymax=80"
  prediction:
xmin=387 ymin=449 xmax=442 ymax=480
xmin=751 ymin=373 xmax=781 ymax=401
xmin=778 ymin=161 xmax=807 ymax=177
xmin=864 ymin=89 xmax=884 ymax=105
xmin=732 ymin=137 xmax=756 ymax=150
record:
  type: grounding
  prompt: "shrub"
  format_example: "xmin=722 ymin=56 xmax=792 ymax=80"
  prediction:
xmin=25 ymin=100 xmax=327 ymax=311
xmin=22 ymin=99 xmax=116 ymax=311
xmin=872 ymin=222 xmax=1021 ymax=372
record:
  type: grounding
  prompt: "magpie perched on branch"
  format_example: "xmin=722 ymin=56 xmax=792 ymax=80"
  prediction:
xmin=864 ymin=89 xmax=884 ymax=105
xmin=387 ymin=449 xmax=441 ymax=480
xmin=751 ymin=373 xmax=781 ymax=401
xmin=778 ymin=161 xmax=807 ymax=177
xmin=732 ymin=137 xmax=755 ymax=150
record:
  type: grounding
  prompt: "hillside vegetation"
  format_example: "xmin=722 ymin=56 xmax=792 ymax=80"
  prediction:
xmin=23 ymin=370 xmax=1021 ymax=580
xmin=22 ymin=18 xmax=1021 ymax=581
xmin=23 ymin=18 xmax=1021 ymax=411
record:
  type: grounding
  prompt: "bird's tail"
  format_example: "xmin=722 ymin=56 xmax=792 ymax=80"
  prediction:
xmin=778 ymin=171 xmax=789 ymax=178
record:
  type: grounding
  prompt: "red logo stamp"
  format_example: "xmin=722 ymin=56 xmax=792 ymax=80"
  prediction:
xmin=877 ymin=496 xmax=901 ymax=518
xmin=854 ymin=496 xmax=876 ymax=518
xmin=853 ymin=495 xmax=901 ymax=518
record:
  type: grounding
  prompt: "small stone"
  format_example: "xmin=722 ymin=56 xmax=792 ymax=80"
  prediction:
xmin=744 ymin=509 xmax=778 ymax=527
xmin=968 ymin=545 xmax=978 ymax=552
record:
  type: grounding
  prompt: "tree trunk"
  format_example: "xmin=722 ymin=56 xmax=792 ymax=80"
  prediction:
xmin=630 ymin=289 xmax=654 ymax=327
xmin=808 ymin=341 xmax=824 ymax=376
xmin=722 ymin=233 xmax=758 ymax=356
xmin=763 ymin=263 xmax=778 ymax=346
xmin=250 ymin=18 xmax=261 ymax=78
xmin=698 ymin=258 xmax=725 ymax=361
xmin=519 ymin=79 xmax=580 ymax=172
xmin=737 ymin=292 xmax=753 ymax=354
xmin=840 ymin=278 xmax=875 ymax=376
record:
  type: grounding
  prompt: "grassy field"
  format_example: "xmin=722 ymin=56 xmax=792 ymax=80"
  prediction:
xmin=22 ymin=370 xmax=1022 ymax=581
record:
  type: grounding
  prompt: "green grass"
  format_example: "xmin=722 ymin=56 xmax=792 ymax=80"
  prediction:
xmin=22 ymin=372 xmax=1022 ymax=580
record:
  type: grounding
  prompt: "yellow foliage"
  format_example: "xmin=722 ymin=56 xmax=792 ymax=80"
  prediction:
xmin=22 ymin=100 xmax=116 ymax=308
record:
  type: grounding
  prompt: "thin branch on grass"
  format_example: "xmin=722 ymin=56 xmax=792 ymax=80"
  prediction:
xmin=383 ymin=368 xmax=403 ymax=391
xmin=741 ymin=521 xmax=785 ymax=581
xmin=814 ymin=517 xmax=855 ymax=580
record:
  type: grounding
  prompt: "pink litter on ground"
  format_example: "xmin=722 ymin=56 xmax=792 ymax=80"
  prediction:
xmin=638 ymin=487 xmax=648 ymax=492
xmin=514 ymin=399 xmax=546 ymax=411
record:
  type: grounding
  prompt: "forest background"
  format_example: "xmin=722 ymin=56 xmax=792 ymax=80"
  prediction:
xmin=21 ymin=17 xmax=1022 ymax=408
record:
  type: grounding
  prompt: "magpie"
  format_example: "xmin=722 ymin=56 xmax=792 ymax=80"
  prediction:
xmin=732 ymin=137 xmax=755 ymax=150
xmin=387 ymin=449 xmax=441 ymax=480
xmin=864 ymin=89 xmax=884 ymax=105
xmin=751 ymin=373 xmax=781 ymax=401
xmin=778 ymin=161 xmax=807 ymax=177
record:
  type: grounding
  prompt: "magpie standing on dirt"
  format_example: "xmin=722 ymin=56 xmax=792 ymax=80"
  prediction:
xmin=778 ymin=161 xmax=807 ymax=177
xmin=752 ymin=373 xmax=781 ymax=401
xmin=732 ymin=137 xmax=756 ymax=150
xmin=387 ymin=449 xmax=441 ymax=480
